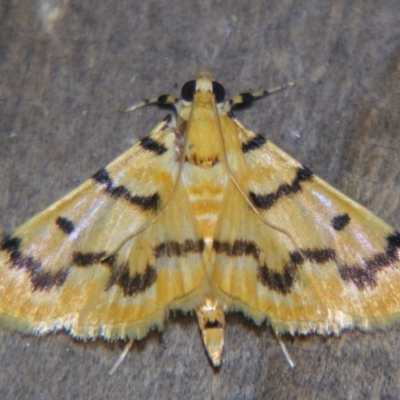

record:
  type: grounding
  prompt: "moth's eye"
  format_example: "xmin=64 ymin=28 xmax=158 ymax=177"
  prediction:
xmin=212 ymin=81 xmax=225 ymax=103
xmin=181 ymin=80 xmax=196 ymax=102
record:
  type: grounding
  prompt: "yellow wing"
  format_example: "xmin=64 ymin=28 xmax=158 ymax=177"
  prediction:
xmin=0 ymin=118 xmax=207 ymax=340
xmin=212 ymin=124 xmax=400 ymax=335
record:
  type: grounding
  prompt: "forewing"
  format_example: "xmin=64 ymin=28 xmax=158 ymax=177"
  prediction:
xmin=0 ymin=120 xmax=207 ymax=340
xmin=212 ymin=128 xmax=400 ymax=335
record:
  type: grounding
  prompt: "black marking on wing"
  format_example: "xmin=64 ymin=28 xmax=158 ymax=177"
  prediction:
xmin=331 ymin=214 xmax=350 ymax=231
xmin=73 ymin=251 xmax=106 ymax=267
xmin=257 ymin=263 xmax=297 ymax=295
xmin=106 ymin=261 xmax=157 ymax=297
xmin=214 ymin=239 xmax=335 ymax=294
xmin=56 ymin=217 xmax=75 ymax=235
xmin=259 ymin=248 xmax=335 ymax=294
xmin=1 ymin=236 xmax=22 ymax=261
xmin=140 ymin=136 xmax=167 ymax=155
xmin=154 ymin=239 xmax=205 ymax=258
xmin=338 ymin=232 xmax=400 ymax=290
xmin=30 ymin=270 xmax=68 ymax=291
xmin=1 ymin=235 xmax=68 ymax=291
xmin=242 ymin=135 xmax=266 ymax=153
xmin=249 ymin=166 xmax=314 ymax=210
xmin=92 ymin=168 xmax=110 ymax=184
xmin=213 ymin=239 xmax=259 ymax=259
xmin=92 ymin=168 xmax=159 ymax=211
xmin=290 ymin=248 xmax=336 ymax=265
xmin=0 ymin=235 xmax=157 ymax=295
xmin=103 ymin=239 xmax=205 ymax=297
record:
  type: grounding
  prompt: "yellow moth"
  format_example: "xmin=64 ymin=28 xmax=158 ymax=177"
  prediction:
xmin=1 ymin=71 xmax=400 ymax=371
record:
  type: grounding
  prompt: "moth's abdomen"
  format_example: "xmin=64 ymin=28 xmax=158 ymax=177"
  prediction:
xmin=182 ymin=163 xmax=228 ymax=250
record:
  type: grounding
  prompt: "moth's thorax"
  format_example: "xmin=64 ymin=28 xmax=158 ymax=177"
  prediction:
xmin=180 ymin=91 xmax=225 ymax=169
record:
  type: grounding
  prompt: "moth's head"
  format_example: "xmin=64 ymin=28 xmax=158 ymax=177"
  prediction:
xmin=180 ymin=71 xmax=225 ymax=104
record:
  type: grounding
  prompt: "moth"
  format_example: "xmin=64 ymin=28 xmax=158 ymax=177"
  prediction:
xmin=1 ymin=71 xmax=400 ymax=370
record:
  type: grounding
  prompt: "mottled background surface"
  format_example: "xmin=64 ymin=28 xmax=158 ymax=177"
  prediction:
xmin=1 ymin=0 xmax=400 ymax=399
